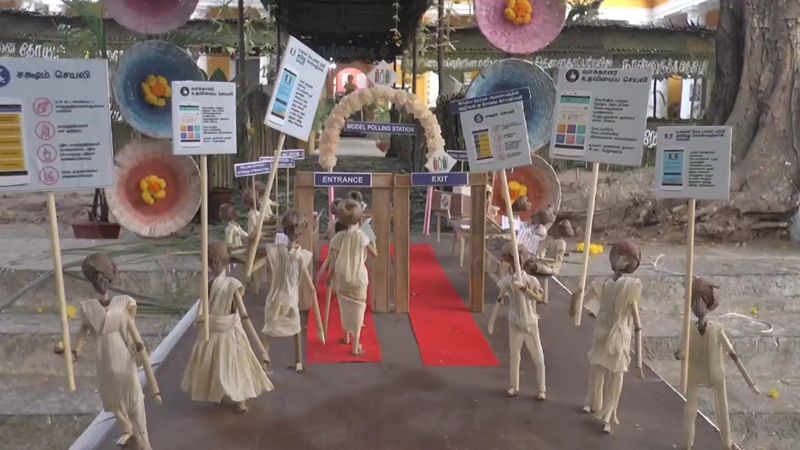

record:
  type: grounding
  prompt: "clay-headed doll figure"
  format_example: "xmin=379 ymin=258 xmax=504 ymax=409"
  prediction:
xmin=678 ymin=278 xmax=761 ymax=450
xmin=347 ymin=190 xmax=368 ymax=215
xmin=55 ymin=253 xmax=161 ymax=449
xmin=181 ymin=242 xmax=273 ymax=413
xmin=316 ymin=199 xmax=377 ymax=355
xmin=262 ymin=210 xmax=324 ymax=372
xmin=573 ymin=240 xmax=644 ymax=433
xmin=510 ymin=196 xmax=532 ymax=235
xmin=488 ymin=243 xmax=547 ymax=400
xmin=220 ymin=203 xmax=248 ymax=249
xmin=531 ymin=206 xmax=555 ymax=241
xmin=324 ymin=197 xmax=344 ymax=241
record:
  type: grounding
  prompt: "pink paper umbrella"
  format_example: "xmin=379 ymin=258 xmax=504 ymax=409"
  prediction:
xmin=106 ymin=0 xmax=200 ymax=35
xmin=475 ymin=0 xmax=567 ymax=55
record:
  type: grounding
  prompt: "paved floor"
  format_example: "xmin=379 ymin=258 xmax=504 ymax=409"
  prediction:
xmin=94 ymin=240 xmax=726 ymax=450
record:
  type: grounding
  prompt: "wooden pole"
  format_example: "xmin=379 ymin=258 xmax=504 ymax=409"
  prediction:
xmin=285 ymin=167 xmax=290 ymax=205
xmin=47 ymin=192 xmax=75 ymax=391
xmin=200 ymin=156 xmax=210 ymax=341
xmin=436 ymin=0 xmax=447 ymax=95
xmin=245 ymin=133 xmax=286 ymax=278
xmin=498 ymin=170 xmax=522 ymax=278
xmin=573 ymin=161 xmax=600 ymax=327
xmin=680 ymin=198 xmax=696 ymax=394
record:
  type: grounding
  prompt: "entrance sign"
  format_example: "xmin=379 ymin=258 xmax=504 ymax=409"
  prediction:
xmin=0 ymin=57 xmax=113 ymax=192
xmin=412 ymin=172 xmax=468 ymax=186
xmin=452 ymin=88 xmax=533 ymax=172
xmin=343 ymin=121 xmax=417 ymax=135
xmin=235 ymin=160 xmax=271 ymax=178
xmin=655 ymin=126 xmax=732 ymax=201
xmin=171 ymin=81 xmax=237 ymax=156
xmin=550 ymin=68 xmax=651 ymax=166
xmin=260 ymin=155 xmax=296 ymax=168
xmin=447 ymin=150 xmax=468 ymax=162
xmin=265 ymin=36 xmax=327 ymax=141
xmin=314 ymin=171 xmax=372 ymax=187
xmin=367 ymin=61 xmax=396 ymax=87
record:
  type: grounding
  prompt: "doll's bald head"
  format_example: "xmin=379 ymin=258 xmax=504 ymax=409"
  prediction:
xmin=609 ymin=240 xmax=640 ymax=278
xmin=281 ymin=210 xmax=306 ymax=242
xmin=82 ymin=253 xmax=117 ymax=296
xmin=243 ymin=189 xmax=258 ymax=209
xmin=691 ymin=277 xmax=719 ymax=322
xmin=337 ymin=199 xmax=364 ymax=226
xmin=208 ymin=241 xmax=230 ymax=277
xmin=219 ymin=203 xmax=238 ymax=222
xmin=511 ymin=196 xmax=531 ymax=214
xmin=533 ymin=205 xmax=556 ymax=227
xmin=500 ymin=242 xmax=530 ymax=272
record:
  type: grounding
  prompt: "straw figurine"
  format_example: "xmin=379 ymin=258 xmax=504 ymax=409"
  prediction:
xmin=181 ymin=242 xmax=273 ymax=413
xmin=572 ymin=240 xmax=644 ymax=433
xmin=316 ymin=199 xmax=377 ymax=355
xmin=488 ymin=243 xmax=547 ymax=400
xmin=347 ymin=190 xmax=368 ymax=215
xmin=55 ymin=253 xmax=161 ymax=449
xmin=677 ymin=277 xmax=761 ymax=450
xmin=220 ymin=203 xmax=248 ymax=249
xmin=261 ymin=210 xmax=325 ymax=372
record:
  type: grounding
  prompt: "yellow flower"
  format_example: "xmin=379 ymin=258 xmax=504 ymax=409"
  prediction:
xmin=142 ymin=74 xmax=171 ymax=108
xmin=503 ymin=0 xmax=533 ymax=25
xmin=140 ymin=174 xmax=167 ymax=205
xmin=36 ymin=307 xmax=43 ymax=313
xmin=66 ymin=304 xmax=77 ymax=319
xmin=750 ymin=307 xmax=759 ymax=316
xmin=769 ymin=389 xmax=780 ymax=400
xmin=590 ymin=244 xmax=604 ymax=255
xmin=576 ymin=242 xmax=586 ymax=253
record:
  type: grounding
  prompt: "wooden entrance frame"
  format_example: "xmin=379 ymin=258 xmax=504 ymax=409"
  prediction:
xmin=294 ymin=170 xmax=488 ymax=314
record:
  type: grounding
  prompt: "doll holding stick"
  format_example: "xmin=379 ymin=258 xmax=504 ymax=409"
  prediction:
xmin=488 ymin=243 xmax=547 ymax=400
xmin=262 ymin=210 xmax=325 ymax=372
xmin=55 ymin=253 xmax=161 ymax=449
xmin=573 ymin=240 xmax=644 ymax=433
xmin=678 ymin=277 xmax=761 ymax=450
xmin=317 ymin=199 xmax=377 ymax=355
xmin=181 ymin=242 xmax=273 ymax=413
xmin=221 ymin=203 xmax=248 ymax=249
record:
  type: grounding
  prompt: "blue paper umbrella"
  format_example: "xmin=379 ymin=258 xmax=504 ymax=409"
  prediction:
xmin=113 ymin=41 xmax=205 ymax=139
xmin=466 ymin=59 xmax=556 ymax=152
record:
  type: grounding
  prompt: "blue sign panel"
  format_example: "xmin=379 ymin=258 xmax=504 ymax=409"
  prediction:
xmin=314 ymin=172 xmax=373 ymax=187
xmin=447 ymin=150 xmax=468 ymax=161
xmin=283 ymin=149 xmax=306 ymax=160
xmin=260 ymin=155 xmax=296 ymax=168
xmin=234 ymin=160 xmax=272 ymax=177
xmin=343 ymin=121 xmax=418 ymax=135
xmin=411 ymin=172 xmax=469 ymax=187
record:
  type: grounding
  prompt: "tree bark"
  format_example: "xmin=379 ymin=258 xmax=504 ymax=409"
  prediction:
xmin=708 ymin=0 xmax=744 ymax=124
xmin=710 ymin=0 xmax=800 ymax=226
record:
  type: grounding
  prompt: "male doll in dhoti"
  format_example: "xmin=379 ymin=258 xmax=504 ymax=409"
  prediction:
xmin=182 ymin=242 xmax=273 ymax=413
xmin=572 ymin=239 xmax=644 ymax=433
xmin=55 ymin=253 xmax=161 ymax=449
xmin=677 ymin=277 xmax=761 ymax=450
xmin=262 ymin=210 xmax=325 ymax=372
xmin=488 ymin=243 xmax=547 ymax=400
xmin=220 ymin=203 xmax=248 ymax=249
xmin=317 ymin=198 xmax=377 ymax=355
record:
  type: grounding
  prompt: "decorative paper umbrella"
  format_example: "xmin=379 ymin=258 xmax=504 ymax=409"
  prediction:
xmin=466 ymin=59 xmax=556 ymax=151
xmin=107 ymin=140 xmax=201 ymax=238
xmin=491 ymin=154 xmax=561 ymax=225
xmin=112 ymin=41 xmax=204 ymax=139
xmin=475 ymin=0 xmax=566 ymax=55
xmin=106 ymin=0 xmax=200 ymax=35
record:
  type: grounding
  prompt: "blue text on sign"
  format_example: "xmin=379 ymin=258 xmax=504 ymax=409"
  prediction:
xmin=235 ymin=161 xmax=272 ymax=177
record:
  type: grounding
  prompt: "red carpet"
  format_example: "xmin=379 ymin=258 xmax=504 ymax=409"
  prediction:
xmin=306 ymin=245 xmax=382 ymax=363
xmin=408 ymin=244 xmax=500 ymax=367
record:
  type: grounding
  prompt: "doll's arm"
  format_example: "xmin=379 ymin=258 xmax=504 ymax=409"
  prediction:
xmin=234 ymin=291 xmax=270 ymax=365
xmin=302 ymin=265 xmax=325 ymax=344
xmin=127 ymin=317 xmax=162 ymax=404
xmin=632 ymin=301 xmax=644 ymax=380
xmin=722 ymin=329 xmax=761 ymax=394
xmin=488 ymin=286 xmax=507 ymax=335
xmin=367 ymin=241 xmax=378 ymax=257
xmin=55 ymin=324 xmax=90 ymax=361
xmin=316 ymin=250 xmax=337 ymax=284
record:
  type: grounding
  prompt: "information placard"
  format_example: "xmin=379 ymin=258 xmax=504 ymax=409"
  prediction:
xmin=411 ymin=172 xmax=468 ymax=186
xmin=0 ymin=57 xmax=113 ymax=192
xmin=313 ymin=172 xmax=372 ymax=187
xmin=549 ymin=68 xmax=651 ymax=167
xmin=234 ymin=161 xmax=271 ymax=178
xmin=265 ymin=36 xmax=328 ymax=141
xmin=367 ymin=61 xmax=396 ymax=87
xmin=343 ymin=121 xmax=418 ymax=135
xmin=283 ymin=149 xmax=305 ymax=160
xmin=451 ymin=88 xmax=532 ymax=172
xmin=447 ymin=150 xmax=468 ymax=162
xmin=425 ymin=148 xmax=457 ymax=173
xmin=259 ymin=155 xmax=296 ymax=169
xmin=654 ymin=126 xmax=732 ymax=201
xmin=171 ymin=81 xmax=236 ymax=156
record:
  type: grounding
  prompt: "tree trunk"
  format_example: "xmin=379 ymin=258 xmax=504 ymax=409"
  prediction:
xmin=708 ymin=0 xmax=800 ymax=232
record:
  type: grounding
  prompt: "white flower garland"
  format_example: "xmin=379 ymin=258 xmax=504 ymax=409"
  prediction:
xmin=318 ymin=86 xmax=446 ymax=169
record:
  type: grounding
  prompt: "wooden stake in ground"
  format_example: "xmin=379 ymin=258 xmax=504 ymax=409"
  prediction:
xmin=47 ymin=192 xmax=76 ymax=391
xmin=245 ymin=133 xmax=287 ymax=279
xmin=572 ymin=162 xmax=600 ymax=327
xmin=680 ymin=198 xmax=696 ymax=394
xmin=200 ymin=156 xmax=210 ymax=341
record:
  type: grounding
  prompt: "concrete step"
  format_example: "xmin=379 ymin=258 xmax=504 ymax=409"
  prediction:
xmin=646 ymin=360 xmax=800 ymax=450
xmin=0 ymin=313 xmax=178 ymax=377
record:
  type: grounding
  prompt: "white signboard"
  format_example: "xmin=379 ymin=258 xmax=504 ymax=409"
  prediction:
xmin=550 ymin=68 xmax=651 ymax=167
xmin=367 ymin=61 xmax=396 ymax=87
xmin=0 ymin=57 xmax=113 ymax=192
xmin=171 ymin=81 xmax=237 ymax=156
xmin=451 ymin=88 xmax=533 ymax=172
xmin=425 ymin=148 xmax=457 ymax=173
xmin=265 ymin=36 xmax=328 ymax=141
xmin=654 ymin=126 xmax=732 ymax=201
